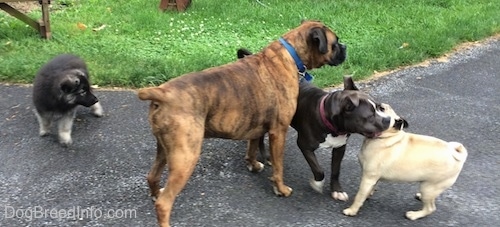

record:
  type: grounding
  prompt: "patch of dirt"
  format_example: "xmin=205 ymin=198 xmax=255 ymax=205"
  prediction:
xmin=4 ymin=1 xmax=40 ymax=14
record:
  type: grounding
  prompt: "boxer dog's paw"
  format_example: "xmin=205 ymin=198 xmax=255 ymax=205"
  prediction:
xmin=151 ymin=188 xmax=164 ymax=202
xmin=309 ymin=178 xmax=325 ymax=193
xmin=246 ymin=161 xmax=264 ymax=172
xmin=343 ymin=207 xmax=359 ymax=216
xmin=273 ymin=185 xmax=293 ymax=197
xmin=332 ymin=191 xmax=349 ymax=201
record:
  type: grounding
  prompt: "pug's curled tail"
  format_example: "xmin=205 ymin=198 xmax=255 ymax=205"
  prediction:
xmin=449 ymin=142 xmax=467 ymax=162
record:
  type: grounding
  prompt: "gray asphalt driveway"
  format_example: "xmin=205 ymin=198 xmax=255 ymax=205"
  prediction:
xmin=1 ymin=38 xmax=499 ymax=226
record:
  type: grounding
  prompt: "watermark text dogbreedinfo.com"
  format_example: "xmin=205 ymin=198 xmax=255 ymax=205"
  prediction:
xmin=4 ymin=205 xmax=137 ymax=221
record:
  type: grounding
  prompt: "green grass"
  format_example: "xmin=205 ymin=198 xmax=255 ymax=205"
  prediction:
xmin=1 ymin=0 xmax=499 ymax=88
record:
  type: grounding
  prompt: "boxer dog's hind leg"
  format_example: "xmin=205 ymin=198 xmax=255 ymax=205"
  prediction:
xmin=154 ymin=129 xmax=203 ymax=227
xmin=245 ymin=138 xmax=265 ymax=172
xmin=330 ymin=145 xmax=349 ymax=201
xmin=268 ymin=127 xmax=293 ymax=197
xmin=148 ymin=140 xmax=167 ymax=200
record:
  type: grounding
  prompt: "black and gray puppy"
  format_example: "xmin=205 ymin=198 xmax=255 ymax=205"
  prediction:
xmin=33 ymin=54 xmax=103 ymax=146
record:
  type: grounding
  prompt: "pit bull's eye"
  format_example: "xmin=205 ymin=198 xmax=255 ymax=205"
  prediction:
xmin=79 ymin=90 xmax=87 ymax=96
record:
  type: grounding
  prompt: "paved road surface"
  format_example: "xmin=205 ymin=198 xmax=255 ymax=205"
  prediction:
xmin=1 ymin=38 xmax=499 ymax=226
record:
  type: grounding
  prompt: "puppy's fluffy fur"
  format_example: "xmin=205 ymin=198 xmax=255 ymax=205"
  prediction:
xmin=343 ymin=103 xmax=467 ymax=220
xmin=32 ymin=54 xmax=103 ymax=146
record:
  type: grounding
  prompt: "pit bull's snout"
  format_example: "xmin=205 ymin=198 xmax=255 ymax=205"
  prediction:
xmin=382 ymin=117 xmax=391 ymax=128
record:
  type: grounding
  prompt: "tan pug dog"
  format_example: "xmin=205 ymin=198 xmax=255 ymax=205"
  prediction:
xmin=343 ymin=103 xmax=467 ymax=220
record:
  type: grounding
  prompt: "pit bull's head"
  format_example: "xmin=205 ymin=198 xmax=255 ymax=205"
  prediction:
xmin=331 ymin=77 xmax=392 ymax=138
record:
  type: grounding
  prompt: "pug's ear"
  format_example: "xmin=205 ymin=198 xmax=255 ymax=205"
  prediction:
xmin=309 ymin=27 xmax=328 ymax=54
xmin=394 ymin=118 xmax=409 ymax=130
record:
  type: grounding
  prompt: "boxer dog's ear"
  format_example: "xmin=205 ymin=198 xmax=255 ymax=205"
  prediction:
xmin=343 ymin=76 xmax=359 ymax=91
xmin=309 ymin=27 xmax=328 ymax=54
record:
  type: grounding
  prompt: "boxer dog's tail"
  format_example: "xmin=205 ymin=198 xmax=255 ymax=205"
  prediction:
xmin=138 ymin=87 xmax=166 ymax=102
xmin=449 ymin=142 xmax=468 ymax=162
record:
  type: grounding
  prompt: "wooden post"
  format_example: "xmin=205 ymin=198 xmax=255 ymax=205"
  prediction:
xmin=159 ymin=0 xmax=191 ymax=12
xmin=0 ymin=0 xmax=51 ymax=39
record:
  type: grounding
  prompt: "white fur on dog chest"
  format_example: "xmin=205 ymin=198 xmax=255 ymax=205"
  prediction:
xmin=319 ymin=134 xmax=348 ymax=148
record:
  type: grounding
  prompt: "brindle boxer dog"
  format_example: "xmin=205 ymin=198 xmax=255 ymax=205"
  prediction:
xmin=138 ymin=20 xmax=346 ymax=226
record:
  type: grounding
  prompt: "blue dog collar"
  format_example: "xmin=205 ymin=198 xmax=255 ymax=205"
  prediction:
xmin=279 ymin=37 xmax=314 ymax=83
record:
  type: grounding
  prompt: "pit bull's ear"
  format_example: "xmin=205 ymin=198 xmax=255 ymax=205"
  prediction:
xmin=237 ymin=48 xmax=253 ymax=59
xmin=343 ymin=76 xmax=359 ymax=91
xmin=60 ymin=75 xmax=80 ymax=93
xmin=394 ymin=118 xmax=409 ymax=130
xmin=309 ymin=27 xmax=328 ymax=54
xmin=342 ymin=96 xmax=359 ymax=111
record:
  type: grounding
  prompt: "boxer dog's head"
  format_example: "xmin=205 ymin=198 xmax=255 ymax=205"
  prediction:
xmin=281 ymin=20 xmax=347 ymax=69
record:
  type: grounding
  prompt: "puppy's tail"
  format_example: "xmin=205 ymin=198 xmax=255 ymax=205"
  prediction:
xmin=449 ymin=142 xmax=468 ymax=162
xmin=137 ymin=87 xmax=166 ymax=102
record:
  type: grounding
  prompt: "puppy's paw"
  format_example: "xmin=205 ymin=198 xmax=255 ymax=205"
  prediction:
xmin=90 ymin=102 xmax=103 ymax=117
xmin=39 ymin=129 xmax=50 ymax=137
xmin=59 ymin=133 xmax=72 ymax=146
xmin=414 ymin=192 xmax=422 ymax=201
xmin=246 ymin=161 xmax=264 ymax=172
xmin=343 ymin=207 xmax=358 ymax=216
xmin=332 ymin=191 xmax=349 ymax=201
xmin=272 ymin=185 xmax=293 ymax=197
xmin=309 ymin=178 xmax=325 ymax=193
